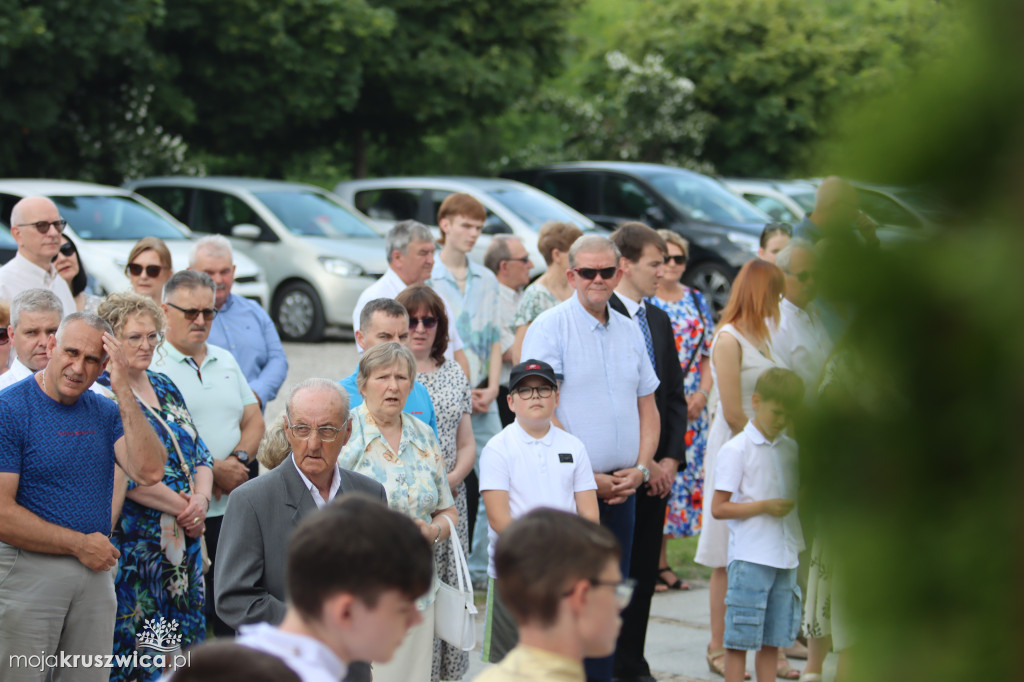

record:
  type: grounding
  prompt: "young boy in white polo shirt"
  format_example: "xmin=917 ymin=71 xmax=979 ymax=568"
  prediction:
xmin=711 ymin=367 xmax=806 ymax=682
xmin=479 ymin=359 xmax=599 ymax=663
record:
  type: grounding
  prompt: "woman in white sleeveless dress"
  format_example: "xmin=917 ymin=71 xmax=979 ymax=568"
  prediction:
xmin=694 ymin=259 xmax=785 ymax=678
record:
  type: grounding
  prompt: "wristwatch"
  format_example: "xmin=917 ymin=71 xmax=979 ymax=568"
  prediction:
xmin=635 ymin=464 xmax=651 ymax=484
xmin=230 ymin=450 xmax=250 ymax=464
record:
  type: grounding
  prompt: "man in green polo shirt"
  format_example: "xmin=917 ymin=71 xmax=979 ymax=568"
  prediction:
xmin=152 ymin=270 xmax=264 ymax=636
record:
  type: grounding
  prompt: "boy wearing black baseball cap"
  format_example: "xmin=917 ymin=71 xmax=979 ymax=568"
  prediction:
xmin=478 ymin=359 xmax=599 ymax=663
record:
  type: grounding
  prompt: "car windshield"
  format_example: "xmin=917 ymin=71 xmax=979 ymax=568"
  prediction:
xmin=645 ymin=172 xmax=768 ymax=224
xmin=485 ymin=187 xmax=591 ymax=231
xmin=254 ymin=191 xmax=380 ymax=238
xmin=52 ymin=194 xmax=187 ymax=241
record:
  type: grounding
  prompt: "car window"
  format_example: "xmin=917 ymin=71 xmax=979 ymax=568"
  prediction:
xmin=193 ymin=190 xmax=266 ymax=236
xmin=430 ymin=190 xmax=453 ymax=225
xmin=486 ymin=187 xmax=589 ymax=231
xmin=0 ymin=225 xmax=15 ymax=249
xmin=0 ymin=193 xmax=21 ymax=227
xmin=788 ymin=189 xmax=817 ymax=214
xmin=135 ymin=186 xmax=192 ymax=224
xmin=354 ymin=188 xmax=423 ymax=222
xmin=601 ymin=176 xmax=659 ymax=218
xmin=539 ymin=172 xmax=591 ymax=212
xmin=645 ymin=172 xmax=767 ymax=224
xmin=744 ymin=194 xmax=798 ymax=223
xmin=51 ymin=195 xmax=188 ymax=241
xmin=254 ymin=191 xmax=380 ymax=238
xmin=856 ymin=189 xmax=922 ymax=229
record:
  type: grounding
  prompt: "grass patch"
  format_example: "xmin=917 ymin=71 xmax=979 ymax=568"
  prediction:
xmin=665 ymin=536 xmax=713 ymax=583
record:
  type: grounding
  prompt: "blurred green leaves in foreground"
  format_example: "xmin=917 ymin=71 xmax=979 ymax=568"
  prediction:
xmin=801 ymin=2 xmax=1023 ymax=679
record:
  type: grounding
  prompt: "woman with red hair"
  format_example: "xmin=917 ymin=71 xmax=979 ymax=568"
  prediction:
xmin=695 ymin=259 xmax=788 ymax=679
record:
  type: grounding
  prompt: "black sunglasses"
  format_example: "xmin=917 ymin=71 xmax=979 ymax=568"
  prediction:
xmin=51 ymin=241 xmax=76 ymax=263
xmin=0 ymin=328 xmax=8 ymax=345
xmin=791 ymin=269 xmax=816 ymax=283
xmin=663 ymin=254 xmax=688 ymax=265
xmin=126 ymin=263 xmax=165 ymax=278
xmin=15 ymin=219 xmax=67 ymax=234
xmin=409 ymin=316 xmax=438 ymax=330
xmin=573 ymin=266 xmax=617 ymax=281
xmin=166 ymin=302 xmax=218 ymax=321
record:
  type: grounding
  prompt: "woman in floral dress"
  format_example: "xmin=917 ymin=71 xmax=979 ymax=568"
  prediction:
xmin=398 ymin=284 xmax=476 ymax=682
xmin=648 ymin=230 xmax=714 ymax=591
xmin=97 ymin=292 xmax=212 ymax=682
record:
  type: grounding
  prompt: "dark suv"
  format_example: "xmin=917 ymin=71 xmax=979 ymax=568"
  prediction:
xmin=503 ymin=162 xmax=770 ymax=313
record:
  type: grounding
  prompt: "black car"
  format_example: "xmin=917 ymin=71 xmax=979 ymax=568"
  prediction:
xmin=503 ymin=162 xmax=771 ymax=313
xmin=0 ymin=225 xmax=16 ymax=265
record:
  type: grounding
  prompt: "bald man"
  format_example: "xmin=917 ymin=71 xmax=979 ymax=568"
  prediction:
xmin=795 ymin=177 xmax=879 ymax=247
xmin=0 ymin=197 xmax=76 ymax=315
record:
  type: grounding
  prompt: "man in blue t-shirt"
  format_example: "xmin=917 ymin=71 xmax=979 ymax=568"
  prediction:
xmin=339 ymin=298 xmax=438 ymax=437
xmin=0 ymin=312 xmax=166 ymax=682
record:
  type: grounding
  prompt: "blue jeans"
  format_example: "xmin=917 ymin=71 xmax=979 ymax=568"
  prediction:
xmin=584 ymin=496 xmax=636 ymax=682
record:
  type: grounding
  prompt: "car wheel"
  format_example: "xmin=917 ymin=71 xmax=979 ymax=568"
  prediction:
xmin=273 ymin=281 xmax=326 ymax=342
xmin=684 ymin=262 xmax=734 ymax=319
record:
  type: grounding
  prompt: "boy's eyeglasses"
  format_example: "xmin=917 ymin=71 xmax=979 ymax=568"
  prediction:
xmin=409 ymin=316 xmax=438 ymax=330
xmin=15 ymin=219 xmax=67 ymax=234
xmin=287 ymin=420 xmax=347 ymax=442
xmin=573 ymin=266 xmax=617 ymax=281
xmin=563 ymin=578 xmax=636 ymax=610
xmin=166 ymin=302 xmax=218 ymax=321
xmin=126 ymin=263 xmax=165 ymax=278
xmin=512 ymin=385 xmax=555 ymax=399
xmin=663 ymin=255 xmax=687 ymax=265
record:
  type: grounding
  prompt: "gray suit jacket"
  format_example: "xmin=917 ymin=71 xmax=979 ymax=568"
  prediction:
xmin=214 ymin=454 xmax=387 ymax=629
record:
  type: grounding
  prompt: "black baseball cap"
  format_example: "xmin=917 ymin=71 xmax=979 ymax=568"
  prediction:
xmin=509 ymin=359 xmax=562 ymax=391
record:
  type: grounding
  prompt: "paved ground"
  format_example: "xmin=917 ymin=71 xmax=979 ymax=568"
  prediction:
xmin=274 ymin=341 xmax=839 ymax=682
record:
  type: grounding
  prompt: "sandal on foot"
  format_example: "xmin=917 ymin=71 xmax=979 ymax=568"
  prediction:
xmin=706 ymin=647 xmax=750 ymax=679
xmin=798 ymin=675 xmax=822 ymax=682
xmin=656 ymin=566 xmax=691 ymax=591
xmin=776 ymin=649 xmax=801 ymax=680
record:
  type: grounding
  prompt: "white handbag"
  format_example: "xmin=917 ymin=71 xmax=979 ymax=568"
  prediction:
xmin=434 ymin=515 xmax=477 ymax=650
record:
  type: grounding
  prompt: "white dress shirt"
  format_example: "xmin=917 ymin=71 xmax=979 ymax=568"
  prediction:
xmin=291 ymin=454 xmax=342 ymax=509
xmin=0 ymin=252 xmax=76 ymax=316
xmin=715 ymin=422 xmax=804 ymax=569
xmin=236 ymin=622 xmax=348 ymax=682
xmin=350 ymin=267 xmax=464 ymax=360
xmin=521 ymin=293 xmax=659 ymax=473
xmin=770 ymin=298 xmax=833 ymax=402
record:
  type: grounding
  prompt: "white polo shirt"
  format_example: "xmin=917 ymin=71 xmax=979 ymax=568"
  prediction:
xmin=479 ymin=420 xmax=597 ymax=578
xmin=715 ymin=422 xmax=804 ymax=569
xmin=0 ymin=252 xmax=76 ymax=316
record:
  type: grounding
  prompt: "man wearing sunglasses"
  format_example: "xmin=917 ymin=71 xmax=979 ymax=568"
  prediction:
xmin=771 ymin=241 xmax=832 ymax=403
xmin=151 ymin=270 xmax=265 ymax=636
xmin=215 ymin=379 xmax=385 ymax=664
xmin=521 ymin=234 xmax=660 ymax=682
xmin=608 ymin=223 xmax=688 ymax=682
xmin=0 ymin=196 xmax=76 ymax=316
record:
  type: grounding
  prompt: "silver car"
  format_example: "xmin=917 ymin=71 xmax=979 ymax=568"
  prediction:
xmin=127 ymin=177 xmax=388 ymax=341
xmin=0 ymin=179 xmax=268 ymax=304
xmin=334 ymin=176 xmax=599 ymax=278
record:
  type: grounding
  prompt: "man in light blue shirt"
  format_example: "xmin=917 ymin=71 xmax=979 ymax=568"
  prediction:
xmin=190 ymin=236 xmax=288 ymax=410
xmin=521 ymin=234 xmax=660 ymax=682
xmin=339 ymin=298 xmax=438 ymax=438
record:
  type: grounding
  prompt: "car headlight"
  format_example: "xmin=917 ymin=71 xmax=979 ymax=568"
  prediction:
xmin=319 ymin=256 xmax=364 ymax=277
xmin=726 ymin=231 xmax=760 ymax=255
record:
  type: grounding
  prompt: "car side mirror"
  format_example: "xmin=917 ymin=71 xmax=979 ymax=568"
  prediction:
xmin=644 ymin=205 xmax=666 ymax=226
xmin=231 ymin=223 xmax=261 ymax=240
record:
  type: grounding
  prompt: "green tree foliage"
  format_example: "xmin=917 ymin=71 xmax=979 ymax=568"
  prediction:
xmin=624 ymin=0 xmax=960 ymax=177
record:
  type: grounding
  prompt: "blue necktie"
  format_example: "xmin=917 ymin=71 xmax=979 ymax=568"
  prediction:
xmin=635 ymin=305 xmax=657 ymax=370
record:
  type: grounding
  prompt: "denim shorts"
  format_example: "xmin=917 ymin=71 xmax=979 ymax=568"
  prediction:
xmin=724 ymin=560 xmax=802 ymax=651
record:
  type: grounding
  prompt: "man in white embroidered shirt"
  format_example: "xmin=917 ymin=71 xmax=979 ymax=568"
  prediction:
xmin=770 ymin=241 xmax=833 ymax=402
xmin=520 ymin=234 xmax=660 ymax=682
xmin=0 ymin=196 xmax=76 ymax=315
xmin=234 ymin=494 xmax=433 ymax=682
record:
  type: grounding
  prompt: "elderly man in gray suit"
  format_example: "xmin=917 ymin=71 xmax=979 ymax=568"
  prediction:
xmin=215 ymin=378 xmax=386 ymax=630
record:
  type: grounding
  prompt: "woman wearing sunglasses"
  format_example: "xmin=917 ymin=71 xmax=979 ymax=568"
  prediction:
xmin=396 ymin=284 xmax=475 ymax=682
xmin=648 ymin=230 xmax=715 ymax=594
xmin=126 ymin=237 xmax=173 ymax=302
xmin=52 ymin=234 xmax=101 ymax=313
xmin=0 ymin=300 xmax=10 ymax=374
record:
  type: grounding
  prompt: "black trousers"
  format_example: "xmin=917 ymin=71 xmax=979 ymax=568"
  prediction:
xmin=203 ymin=515 xmax=235 ymax=637
xmin=497 ymin=385 xmax=515 ymax=428
xmin=613 ymin=484 xmax=669 ymax=679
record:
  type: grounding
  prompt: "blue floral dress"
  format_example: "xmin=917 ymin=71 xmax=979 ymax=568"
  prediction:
xmin=99 ymin=370 xmax=212 ymax=682
xmin=649 ymin=288 xmax=713 ymax=538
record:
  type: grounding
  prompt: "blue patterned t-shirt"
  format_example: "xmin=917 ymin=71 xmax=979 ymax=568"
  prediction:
xmin=0 ymin=374 xmax=124 ymax=535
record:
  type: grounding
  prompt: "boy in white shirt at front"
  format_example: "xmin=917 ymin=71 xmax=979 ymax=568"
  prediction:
xmin=711 ymin=367 xmax=805 ymax=682
xmin=479 ymin=359 xmax=599 ymax=664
